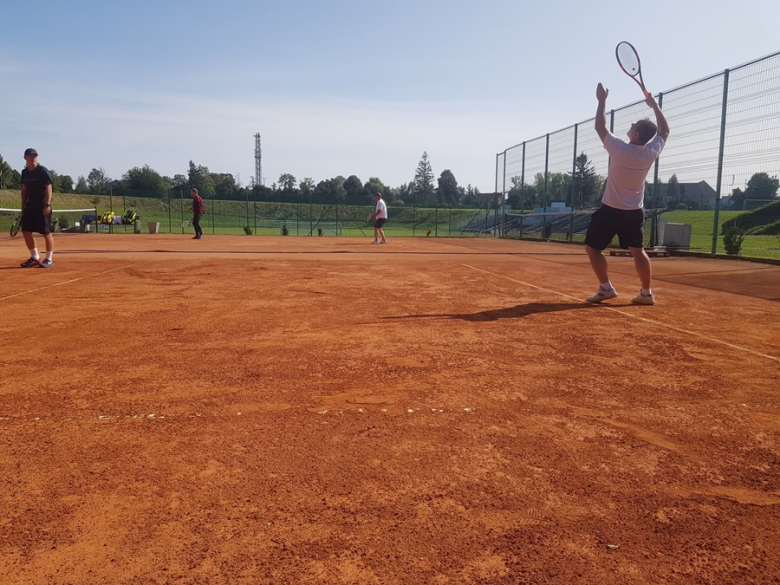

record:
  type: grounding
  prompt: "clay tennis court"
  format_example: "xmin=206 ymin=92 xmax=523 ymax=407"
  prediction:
xmin=1 ymin=233 xmax=779 ymax=584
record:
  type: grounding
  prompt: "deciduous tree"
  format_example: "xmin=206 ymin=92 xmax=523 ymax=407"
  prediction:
xmin=744 ymin=172 xmax=779 ymax=200
xmin=123 ymin=165 xmax=167 ymax=194
xmin=436 ymin=170 xmax=460 ymax=206
xmin=87 ymin=167 xmax=111 ymax=194
xmin=188 ymin=161 xmax=215 ymax=198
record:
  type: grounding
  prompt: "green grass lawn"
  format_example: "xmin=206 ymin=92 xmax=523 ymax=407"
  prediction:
xmin=662 ymin=210 xmax=780 ymax=259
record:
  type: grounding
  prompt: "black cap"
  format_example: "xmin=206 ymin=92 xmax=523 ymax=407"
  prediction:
xmin=24 ymin=148 xmax=38 ymax=157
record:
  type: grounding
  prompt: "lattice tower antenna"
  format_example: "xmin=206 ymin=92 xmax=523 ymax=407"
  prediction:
xmin=254 ymin=133 xmax=262 ymax=186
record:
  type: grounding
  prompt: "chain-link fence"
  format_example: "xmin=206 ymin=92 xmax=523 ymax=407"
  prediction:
xmin=496 ymin=51 xmax=780 ymax=260
xmin=85 ymin=190 xmax=502 ymax=240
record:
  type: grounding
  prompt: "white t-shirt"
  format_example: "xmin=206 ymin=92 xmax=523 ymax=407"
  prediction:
xmin=601 ymin=132 xmax=665 ymax=210
xmin=375 ymin=198 xmax=388 ymax=219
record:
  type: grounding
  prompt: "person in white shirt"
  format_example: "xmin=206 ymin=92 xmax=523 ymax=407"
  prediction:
xmin=585 ymin=83 xmax=670 ymax=305
xmin=369 ymin=193 xmax=388 ymax=244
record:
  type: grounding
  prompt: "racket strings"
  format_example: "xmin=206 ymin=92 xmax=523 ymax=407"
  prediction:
xmin=617 ymin=43 xmax=641 ymax=75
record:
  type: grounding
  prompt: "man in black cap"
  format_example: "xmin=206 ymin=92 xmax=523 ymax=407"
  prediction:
xmin=19 ymin=148 xmax=55 ymax=268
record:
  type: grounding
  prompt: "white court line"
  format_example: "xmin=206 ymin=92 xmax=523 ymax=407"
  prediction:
xmin=0 ymin=265 xmax=134 ymax=302
xmin=0 ymin=407 xmax=476 ymax=424
xmin=462 ymin=264 xmax=780 ymax=363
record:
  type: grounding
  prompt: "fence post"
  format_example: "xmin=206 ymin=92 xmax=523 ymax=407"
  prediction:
xmin=520 ymin=142 xmax=525 ymax=212
xmin=712 ymin=69 xmax=731 ymax=255
xmin=571 ymin=124 xmax=578 ymax=212
xmin=649 ymin=92 xmax=664 ymax=247
xmin=245 ymin=189 xmax=250 ymax=232
xmin=180 ymin=190 xmax=185 ymax=234
xmin=502 ymin=150 xmax=508 ymax=236
xmin=542 ymin=134 xmax=550 ymax=235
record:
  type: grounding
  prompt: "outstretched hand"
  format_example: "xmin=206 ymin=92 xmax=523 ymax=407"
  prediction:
xmin=596 ymin=83 xmax=608 ymax=102
xmin=645 ymin=92 xmax=658 ymax=109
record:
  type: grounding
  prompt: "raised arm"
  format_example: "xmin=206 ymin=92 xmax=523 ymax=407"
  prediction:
xmin=645 ymin=93 xmax=670 ymax=141
xmin=594 ymin=83 xmax=609 ymax=142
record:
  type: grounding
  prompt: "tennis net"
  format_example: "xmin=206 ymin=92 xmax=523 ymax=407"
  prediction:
xmin=0 ymin=207 xmax=98 ymax=234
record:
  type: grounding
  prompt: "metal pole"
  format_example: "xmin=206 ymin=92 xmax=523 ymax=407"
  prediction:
xmin=521 ymin=142 xmax=526 ymax=212
xmin=501 ymin=150 xmax=507 ymax=237
xmin=571 ymin=124 xmax=578 ymax=210
xmin=650 ymin=92 xmax=664 ymax=246
xmin=712 ymin=70 xmax=730 ymax=255
xmin=543 ymin=134 xmax=549 ymax=210
xmin=180 ymin=190 xmax=184 ymax=234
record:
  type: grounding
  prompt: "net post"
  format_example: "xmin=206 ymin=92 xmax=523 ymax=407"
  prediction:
xmin=712 ymin=69 xmax=730 ymax=255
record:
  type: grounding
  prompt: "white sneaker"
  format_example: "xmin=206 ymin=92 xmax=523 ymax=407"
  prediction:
xmin=587 ymin=287 xmax=618 ymax=303
xmin=380 ymin=239 xmax=387 ymax=244
xmin=371 ymin=240 xmax=380 ymax=245
xmin=631 ymin=292 xmax=655 ymax=305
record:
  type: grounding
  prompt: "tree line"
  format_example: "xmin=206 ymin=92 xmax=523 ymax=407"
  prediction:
xmin=5 ymin=150 xmax=774 ymax=211
xmin=0 ymin=152 xmax=488 ymax=208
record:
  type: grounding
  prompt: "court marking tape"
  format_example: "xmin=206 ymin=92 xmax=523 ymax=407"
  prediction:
xmin=462 ymin=264 xmax=779 ymax=363
xmin=0 ymin=265 xmax=134 ymax=303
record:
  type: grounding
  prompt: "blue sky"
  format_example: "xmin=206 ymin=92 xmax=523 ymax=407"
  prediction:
xmin=2 ymin=0 xmax=780 ymax=191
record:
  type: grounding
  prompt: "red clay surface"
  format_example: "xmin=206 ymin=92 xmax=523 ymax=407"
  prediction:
xmin=1 ymin=233 xmax=779 ymax=584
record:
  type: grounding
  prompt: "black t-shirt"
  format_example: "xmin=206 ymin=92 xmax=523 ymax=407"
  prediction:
xmin=21 ymin=165 xmax=53 ymax=209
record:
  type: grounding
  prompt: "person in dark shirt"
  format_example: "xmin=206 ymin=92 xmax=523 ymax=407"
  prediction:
xmin=19 ymin=148 xmax=55 ymax=268
xmin=188 ymin=188 xmax=205 ymax=239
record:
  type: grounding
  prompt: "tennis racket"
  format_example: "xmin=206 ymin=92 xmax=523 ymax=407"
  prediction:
xmin=180 ymin=220 xmax=190 ymax=228
xmin=365 ymin=213 xmax=373 ymax=222
xmin=10 ymin=214 xmax=22 ymax=237
xmin=616 ymin=41 xmax=650 ymax=98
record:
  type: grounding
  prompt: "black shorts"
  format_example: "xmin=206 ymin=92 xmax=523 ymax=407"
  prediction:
xmin=584 ymin=204 xmax=644 ymax=250
xmin=21 ymin=208 xmax=53 ymax=235
xmin=374 ymin=218 xmax=387 ymax=228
